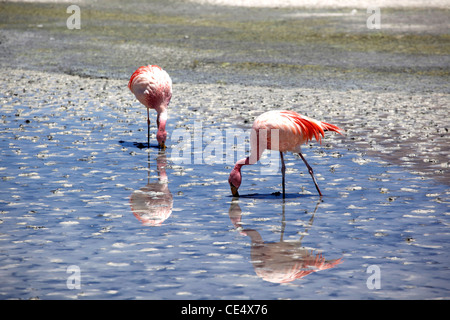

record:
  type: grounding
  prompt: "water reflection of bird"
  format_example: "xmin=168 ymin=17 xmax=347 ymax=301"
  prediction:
xmin=229 ymin=199 xmax=342 ymax=283
xmin=128 ymin=65 xmax=172 ymax=149
xmin=130 ymin=151 xmax=173 ymax=226
xmin=228 ymin=110 xmax=343 ymax=197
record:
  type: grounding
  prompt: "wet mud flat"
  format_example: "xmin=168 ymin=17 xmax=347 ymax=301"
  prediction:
xmin=0 ymin=0 xmax=449 ymax=299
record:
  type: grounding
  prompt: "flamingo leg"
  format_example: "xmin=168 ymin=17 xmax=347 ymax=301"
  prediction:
xmin=147 ymin=108 xmax=150 ymax=148
xmin=298 ymin=152 xmax=323 ymax=197
xmin=280 ymin=152 xmax=286 ymax=198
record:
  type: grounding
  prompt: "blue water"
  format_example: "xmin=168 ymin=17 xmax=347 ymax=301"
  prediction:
xmin=0 ymin=78 xmax=449 ymax=300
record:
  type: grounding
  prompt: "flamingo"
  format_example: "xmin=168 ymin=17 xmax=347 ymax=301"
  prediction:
xmin=228 ymin=110 xmax=343 ymax=197
xmin=128 ymin=65 xmax=172 ymax=149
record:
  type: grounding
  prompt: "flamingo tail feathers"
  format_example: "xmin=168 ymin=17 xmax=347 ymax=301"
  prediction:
xmin=320 ymin=121 xmax=344 ymax=136
xmin=281 ymin=110 xmax=342 ymax=144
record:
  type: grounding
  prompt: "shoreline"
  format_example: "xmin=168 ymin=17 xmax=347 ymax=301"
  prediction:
xmin=5 ymin=0 xmax=450 ymax=8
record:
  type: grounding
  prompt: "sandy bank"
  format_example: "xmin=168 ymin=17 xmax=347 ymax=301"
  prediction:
xmin=189 ymin=0 xmax=449 ymax=8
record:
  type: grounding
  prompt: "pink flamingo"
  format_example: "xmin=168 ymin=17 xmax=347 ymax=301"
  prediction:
xmin=228 ymin=110 xmax=343 ymax=197
xmin=128 ymin=65 xmax=172 ymax=149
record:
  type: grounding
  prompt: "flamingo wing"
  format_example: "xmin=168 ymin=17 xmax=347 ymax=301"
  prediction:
xmin=280 ymin=110 xmax=342 ymax=144
xmin=128 ymin=65 xmax=172 ymax=110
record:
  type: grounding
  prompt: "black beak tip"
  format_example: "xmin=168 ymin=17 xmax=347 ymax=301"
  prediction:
xmin=158 ymin=142 xmax=166 ymax=150
xmin=230 ymin=183 xmax=239 ymax=197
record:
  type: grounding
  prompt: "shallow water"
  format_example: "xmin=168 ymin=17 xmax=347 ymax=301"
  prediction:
xmin=1 ymin=0 xmax=449 ymax=300
xmin=0 ymin=70 xmax=449 ymax=299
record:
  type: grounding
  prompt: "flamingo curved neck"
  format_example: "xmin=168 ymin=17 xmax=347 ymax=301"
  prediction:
xmin=157 ymin=110 xmax=167 ymax=130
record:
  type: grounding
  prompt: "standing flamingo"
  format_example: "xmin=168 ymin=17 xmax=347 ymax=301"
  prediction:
xmin=128 ymin=65 xmax=172 ymax=149
xmin=228 ymin=110 xmax=343 ymax=197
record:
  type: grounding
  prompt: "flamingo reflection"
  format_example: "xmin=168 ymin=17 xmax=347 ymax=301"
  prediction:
xmin=130 ymin=151 xmax=173 ymax=226
xmin=229 ymin=199 xmax=342 ymax=283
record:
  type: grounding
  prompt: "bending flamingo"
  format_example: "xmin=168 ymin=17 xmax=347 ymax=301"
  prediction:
xmin=228 ymin=110 xmax=343 ymax=197
xmin=128 ymin=65 xmax=172 ymax=149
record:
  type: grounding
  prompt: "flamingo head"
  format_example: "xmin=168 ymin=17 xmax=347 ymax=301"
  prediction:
xmin=156 ymin=130 xmax=167 ymax=150
xmin=228 ymin=166 xmax=242 ymax=197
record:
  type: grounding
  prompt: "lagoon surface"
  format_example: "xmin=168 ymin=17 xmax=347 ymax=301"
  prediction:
xmin=0 ymin=0 xmax=449 ymax=299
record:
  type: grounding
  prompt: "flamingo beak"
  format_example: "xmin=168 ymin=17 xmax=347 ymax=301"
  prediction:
xmin=230 ymin=183 xmax=240 ymax=197
xmin=159 ymin=141 xmax=166 ymax=150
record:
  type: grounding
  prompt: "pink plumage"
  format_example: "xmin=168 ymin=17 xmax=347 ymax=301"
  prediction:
xmin=251 ymin=110 xmax=342 ymax=153
xmin=128 ymin=65 xmax=172 ymax=149
xmin=228 ymin=110 xmax=343 ymax=197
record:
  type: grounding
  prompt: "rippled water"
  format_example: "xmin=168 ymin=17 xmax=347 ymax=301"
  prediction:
xmin=1 ymin=71 xmax=449 ymax=299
